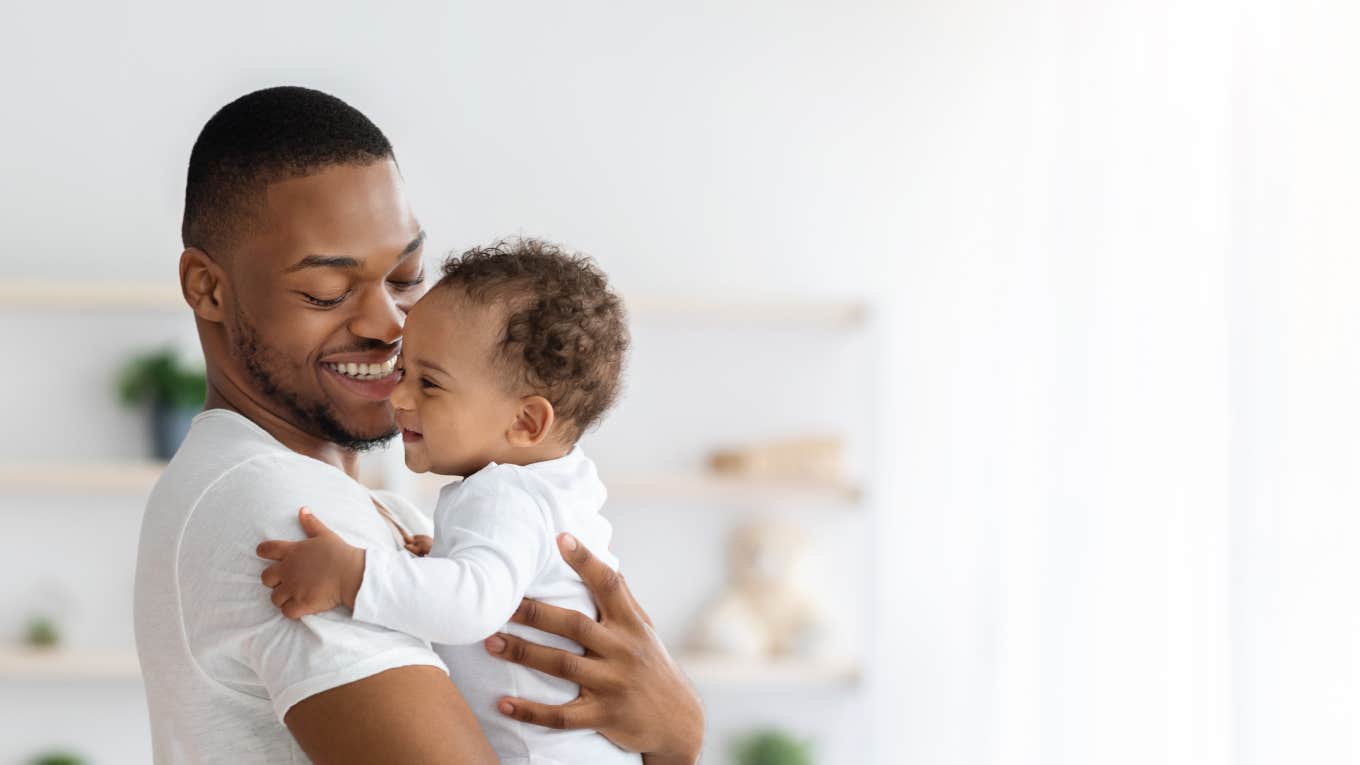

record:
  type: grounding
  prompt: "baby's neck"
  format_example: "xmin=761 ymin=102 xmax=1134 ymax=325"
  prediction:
xmin=493 ymin=440 xmax=573 ymax=469
xmin=448 ymin=438 xmax=571 ymax=473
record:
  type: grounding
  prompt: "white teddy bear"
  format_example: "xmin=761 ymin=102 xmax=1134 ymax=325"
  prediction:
xmin=689 ymin=519 xmax=826 ymax=659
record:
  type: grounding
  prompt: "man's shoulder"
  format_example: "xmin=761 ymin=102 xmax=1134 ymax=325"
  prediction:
xmin=197 ymin=451 xmax=351 ymax=511
xmin=157 ymin=409 xmax=314 ymax=487
xmin=149 ymin=409 xmax=364 ymax=539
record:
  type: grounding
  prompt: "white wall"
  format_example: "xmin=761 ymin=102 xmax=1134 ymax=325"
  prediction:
xmin=0 ymin=0 xmax=910 ymax=295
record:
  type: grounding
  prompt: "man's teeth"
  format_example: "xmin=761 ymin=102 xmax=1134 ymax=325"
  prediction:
xmin=327 ymin=357 xmax=398 ymax=380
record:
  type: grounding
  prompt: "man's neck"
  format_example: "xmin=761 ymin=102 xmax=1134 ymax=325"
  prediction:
xmin=203 ymin=379 xmax=360 ymax=478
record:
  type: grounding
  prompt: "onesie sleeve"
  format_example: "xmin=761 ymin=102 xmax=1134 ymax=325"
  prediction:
xmin=352 ymin=469 xmax=553 ymax=645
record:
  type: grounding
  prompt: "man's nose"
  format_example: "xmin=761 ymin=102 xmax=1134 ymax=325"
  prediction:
xmin=349 ymin=285 xmax=404 ymax=344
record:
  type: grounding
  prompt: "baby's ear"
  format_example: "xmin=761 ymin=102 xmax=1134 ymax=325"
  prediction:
xmin=507 ymin=395 xmax=556 ymax=447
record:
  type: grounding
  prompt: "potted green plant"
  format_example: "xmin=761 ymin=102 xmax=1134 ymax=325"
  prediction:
xmin=24 ymin=615 xmax=60 ymax=648
xmin=118 ymin=348 xmax=207 ymax=460
xmin=733 ymin=728 xmax=814 ymax=765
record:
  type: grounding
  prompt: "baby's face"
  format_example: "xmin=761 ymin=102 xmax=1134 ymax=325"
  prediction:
xmin=389 ymin=287 xmax=523 ymax=476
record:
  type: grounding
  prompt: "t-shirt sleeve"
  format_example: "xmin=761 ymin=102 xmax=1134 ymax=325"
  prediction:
xmin=353 ymin=470 xmax=553 ymax=646
xmin=176 ymin=454 xmax=449 ymax=724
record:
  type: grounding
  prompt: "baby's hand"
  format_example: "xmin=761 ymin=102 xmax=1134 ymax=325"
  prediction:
xmin=256 ymin=507 xmax=366 ymax=620
xmin=405 ymin=534 xmax=433 ymax=557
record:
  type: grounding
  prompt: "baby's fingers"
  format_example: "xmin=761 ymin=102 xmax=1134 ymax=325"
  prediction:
xmin=256 ymin=539 xmax=294 ymax=561
xmin=281 ymin=599 xmax=318 ymax=620
xmin=261 ymin=564 xmax=283 ymax=588
xmin=270 ymin=587 xmax=292 ymax=608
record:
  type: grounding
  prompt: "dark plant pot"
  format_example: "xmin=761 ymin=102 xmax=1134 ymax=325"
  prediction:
xmin=151 ymin=402 xmax=199 ymax=460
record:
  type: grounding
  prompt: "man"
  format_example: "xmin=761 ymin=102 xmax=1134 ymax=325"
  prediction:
xmin=133 ymin=86 xmax=703 ymax=763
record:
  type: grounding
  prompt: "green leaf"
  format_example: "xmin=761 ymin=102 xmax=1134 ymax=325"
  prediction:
xmin=117 ymin=348 xmax=206 ymax=408
xmin=733 ymin=729 xmax=814 ymax=765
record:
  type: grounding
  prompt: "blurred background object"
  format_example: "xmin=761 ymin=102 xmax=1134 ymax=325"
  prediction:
xmin=24 ymin=617 xmax=60 ymax=650
xmin=117 ymin=348 xmax=207 ymax=460
xmin=688 ymin=520 xmax=829 ymax=661
xmin=731 ymin=729 xmax=814 ymax=765
xmin=4 ymin=0 xmax=1360 ymax=764
xmin=708 ymin=436 xmax=847 ymax=485
xmin=28 ymin=752 xmax=89 ymax=765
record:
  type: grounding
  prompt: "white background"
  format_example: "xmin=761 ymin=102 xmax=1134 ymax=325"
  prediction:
xmin=3 ymin=1 xmax=1359 ymax=763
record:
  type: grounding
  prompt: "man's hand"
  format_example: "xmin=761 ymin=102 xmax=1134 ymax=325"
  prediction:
xmin=482 ymin=533 xmax=704 ymax=765
xmin=257 ymin=507 xmax=367 ymax=618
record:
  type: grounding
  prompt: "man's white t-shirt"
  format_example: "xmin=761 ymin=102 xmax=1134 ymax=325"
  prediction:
xmin=133 ymin=408 xmax=449 ymax=763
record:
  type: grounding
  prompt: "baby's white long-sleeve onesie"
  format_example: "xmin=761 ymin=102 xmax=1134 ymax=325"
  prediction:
xmin=352 ymin=446 xmax=639 ymax=765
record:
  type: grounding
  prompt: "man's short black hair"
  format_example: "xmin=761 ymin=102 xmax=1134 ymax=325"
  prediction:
xmin=181 ymin=86 xmax=394 ymax=253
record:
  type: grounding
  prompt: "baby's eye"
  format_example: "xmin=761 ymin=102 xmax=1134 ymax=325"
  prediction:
xmin=419 ymin=377 xmax=438 ymax=390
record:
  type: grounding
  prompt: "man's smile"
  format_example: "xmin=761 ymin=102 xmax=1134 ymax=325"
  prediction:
xmin=323 ymin=355 xmax=399 ymax=380
xmin=319 ymin=349 xmax=402 ymax=400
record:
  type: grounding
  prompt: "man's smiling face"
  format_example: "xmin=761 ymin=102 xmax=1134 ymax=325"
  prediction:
xmin=221 ymin=159 xmax=426 ymax=449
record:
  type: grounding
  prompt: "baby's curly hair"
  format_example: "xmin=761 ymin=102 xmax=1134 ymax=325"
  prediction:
xmin=435 ymin=238 xmax=630 ymax=443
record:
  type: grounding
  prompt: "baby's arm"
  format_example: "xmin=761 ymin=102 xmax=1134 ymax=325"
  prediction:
xmin=258 ymin=482 xmax=552 ymax=646
xmin=353 ymin=484 xmax=551 ymax=645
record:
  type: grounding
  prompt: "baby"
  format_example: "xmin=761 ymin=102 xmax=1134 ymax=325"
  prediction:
xmin=258 ymin=238 xmax=637 ymax=764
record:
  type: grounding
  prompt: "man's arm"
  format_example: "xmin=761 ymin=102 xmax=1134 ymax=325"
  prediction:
xmin=482 ymin=533 xmax=705 ymax=765
xmin=178 ymin=455 xmax=500 ymax=763
xmin=285 ymin=665 xmax=497 ymax=764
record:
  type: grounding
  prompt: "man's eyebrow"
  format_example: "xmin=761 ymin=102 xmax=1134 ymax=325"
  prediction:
xmin=285 ymin=254 xmax=361 ymax=273
xmin=401 ymin=230 xmax=427 ymax=257
xmin=285 ymin=232 xmax=425 ymax=273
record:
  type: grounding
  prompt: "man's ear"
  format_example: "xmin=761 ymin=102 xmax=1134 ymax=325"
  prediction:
xmin=179 ymin=248 xmax=228 ymax=323
xmin=506 ymin=395 xmax=556 ymax=447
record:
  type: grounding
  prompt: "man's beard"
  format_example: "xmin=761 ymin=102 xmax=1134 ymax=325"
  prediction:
xmin=230 ymin=313 xmax=397 ymax=452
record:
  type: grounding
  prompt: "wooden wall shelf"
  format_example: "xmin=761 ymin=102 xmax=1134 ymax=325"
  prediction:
xmin=0 ymin=281 xmax=868 ymax=327
xmin=0 ymin=461 xmax=862 ymax=508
